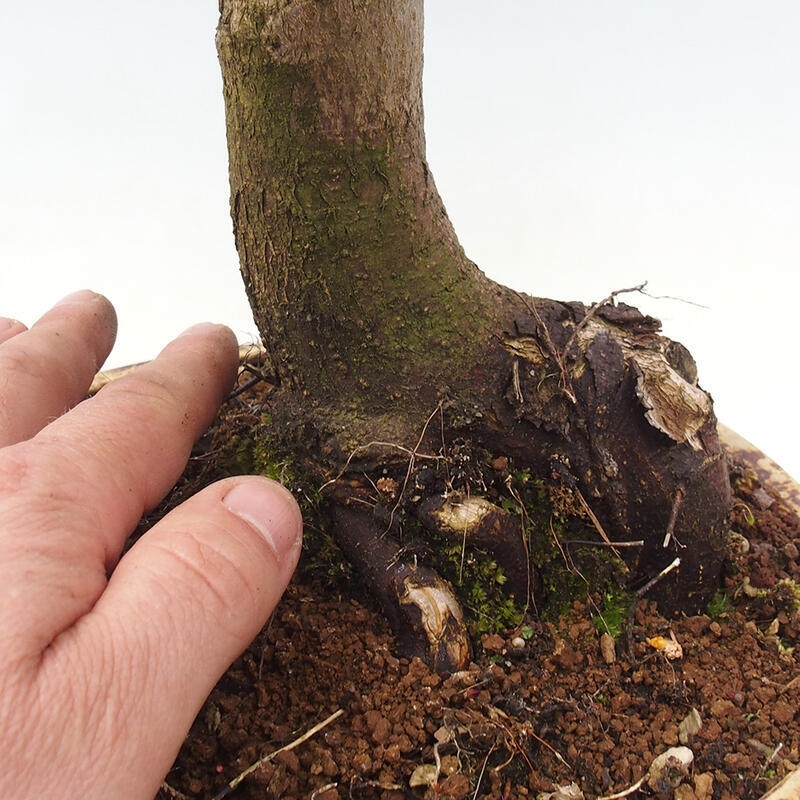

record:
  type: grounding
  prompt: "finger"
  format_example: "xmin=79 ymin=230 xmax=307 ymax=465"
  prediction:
xmin=0 ymin=322 xmax=239 ymax=658
xmin=0 ymin=291 xmax=117 ymax=447
xmin=0 ymin=317 xmax=27 ymax=346
xmin=39 ymin=477 xmax=303 ymax=799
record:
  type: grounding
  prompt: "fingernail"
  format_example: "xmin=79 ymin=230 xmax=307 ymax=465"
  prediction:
xmin=222 ymin=480 xmax=303 ymax=561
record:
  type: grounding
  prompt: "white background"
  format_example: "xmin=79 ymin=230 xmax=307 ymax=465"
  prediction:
xmin=2 ymin=2 xmax=798 ymax=480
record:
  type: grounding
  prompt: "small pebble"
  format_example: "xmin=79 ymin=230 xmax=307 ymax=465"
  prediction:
xmin=600 ymin=632 xmax=616 ymax=664
xmin=783 ymin=541 xmax=799 ymax=560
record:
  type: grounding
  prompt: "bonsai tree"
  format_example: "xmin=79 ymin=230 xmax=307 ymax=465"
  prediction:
xmin=215 ymin=0 xmax=731 ymax=671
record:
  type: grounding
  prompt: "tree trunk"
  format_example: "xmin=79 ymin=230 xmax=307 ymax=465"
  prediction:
xmin=217 ymin=0 xmax=732 ymax=672
xmin=216 ymin=0 xmax=506 ymax=451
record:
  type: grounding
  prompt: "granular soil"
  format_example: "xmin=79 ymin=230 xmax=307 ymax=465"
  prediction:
xmin=150 ymin=380 xmax=800 ymax=800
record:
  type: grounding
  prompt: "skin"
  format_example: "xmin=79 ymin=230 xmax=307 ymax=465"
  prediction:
xmin=0 ymin=291 xmax=303 ymax=800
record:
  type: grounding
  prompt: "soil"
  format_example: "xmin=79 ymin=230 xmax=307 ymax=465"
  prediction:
xmin=148 ymin=371 xmax=800 ymax=800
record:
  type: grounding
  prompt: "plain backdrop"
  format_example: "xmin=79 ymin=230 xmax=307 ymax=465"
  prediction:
xmin=2 ymin=2 xmax=798 ymax=480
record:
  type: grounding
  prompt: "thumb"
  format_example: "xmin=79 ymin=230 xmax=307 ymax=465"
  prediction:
xmin=43 ymin=476 xmax=303 ymax=798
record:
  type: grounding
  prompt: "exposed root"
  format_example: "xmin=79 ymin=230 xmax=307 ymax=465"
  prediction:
xmin=330 ymin=503 xmax=471 ymax=672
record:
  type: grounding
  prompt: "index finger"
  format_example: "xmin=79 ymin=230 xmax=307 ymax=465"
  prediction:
xmin=0 ymin=322 xmax=240 ymax=657
xmin=0 ymin=291 xmax=117 ymax=447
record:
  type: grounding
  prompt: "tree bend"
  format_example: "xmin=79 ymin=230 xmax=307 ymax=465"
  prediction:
xmin=217 ymin=0 xmax=731 ymax=671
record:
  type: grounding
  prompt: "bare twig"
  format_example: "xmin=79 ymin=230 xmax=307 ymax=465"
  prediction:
xmin=158 ymin=783 xmax=192 ymax=800
xmin=504 ymin=477 xmax=533 ymax=615
xmin=512 ymin=291 xmax=575 ymax=402
xmin=310 ymin=783 xmax=338 ymax=799
xmin=634 ymin=557 xmax=681 ymax=601
xmin=549 ymin=519 xmax=588 ymax=584
xmin=626 ymin=557 xmax=681 ymax=658
xmin=561 ymin=283 xmax=647 ymax=358
xmin=346 ymin=777 xmax=406 ymax=797
xmin=486 ymin=706 xmax=538 ymax=774
xmin=575 ymin=489 xmax=626 ymax=568
xmin=393 ymin=402 xmax=445 ymax=521
xmin=563 ymin=539 xmax=644 ymax=548
xmin=662 ymin=484 xmax=686 ymax=548
xmin=487 ymin=705 xmax=567 ymax=773
xmin=597 ymin=775 xmax=647 ymax=800
xmin=318 ymin=437 xmax=441 ymax=494
xmin=89 ymin=342 xmax=268 ymax=396
xmin=471 ymin=745 xmax=495 ymax=800
xmin=761 ymin=743 xmax=784 ymax=776
xmin=211 ymin=709 xmax=344 ymax=800
xmin=513 ymin=283 xmax=647 ymax=405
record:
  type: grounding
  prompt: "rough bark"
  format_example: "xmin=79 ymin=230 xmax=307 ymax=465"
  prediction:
xmin=217 ymin=0 xmax=732 ymax=672
xmin=216 ymin=0 xmax=506 ymax=452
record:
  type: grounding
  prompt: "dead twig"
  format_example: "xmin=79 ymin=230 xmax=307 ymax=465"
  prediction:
xmin=503 ymin=477 xmax=534 ymax=615
xmin=575 ymin=488 xmax=627 ymax=569
xmin=471 ymin=745 xmax=496 ymax=800
xmin=487 ymin=705 xmax=567 ymax=773
xmin=158 ymin=783 xmax=192 ymax=800
xmin=561 ymin=282 xmax=647 ymax=358
xmin=318 ymin=437 xmax=441 ymax=495
xmin=211 ymin=708 xmax=344 ymax=800
xmin=346 ymin=777 xmax=408 ymax=798
xmin=626 ymin=557 xmax=681 ymax=658
xmin=662 ymin=484 xmax=686 ymax=548
xmin=597 ymin=775 xmax=647 ymax=800
xmin=512 ymin=292 xmax=575 ymax=403
xmin=89 ymin=342 xmax=269 ymax=396
xmin=514 ymin=283 xmax=647 ymax=404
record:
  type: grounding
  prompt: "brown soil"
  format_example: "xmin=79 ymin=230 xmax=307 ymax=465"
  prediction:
xmin=150 ymin=373 xmax=800 ymax=800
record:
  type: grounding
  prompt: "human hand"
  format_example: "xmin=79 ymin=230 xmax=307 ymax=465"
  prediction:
xmin=0 ymin=291 xmax=303 ymax=800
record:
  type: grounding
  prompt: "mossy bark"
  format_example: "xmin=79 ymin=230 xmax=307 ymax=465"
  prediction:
xmin=217 ymin=0 xmax=732 ymax=671
xmin=217 ymin=0 xmax=508 ymax=453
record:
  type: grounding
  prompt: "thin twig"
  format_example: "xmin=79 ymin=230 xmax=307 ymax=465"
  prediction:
xmin=486 ymin=708 xmax=538 ymax=775
xmin=225 ymin=364 xmax=275 ymax=402
xmin=504 ymin=477 xmax=533 ymax=615
xmin=392 ymin=402 xmax=444 ymax=522
xmin=561 ymin=283 xmax=647 ymax=358
xmin=471 ymin=745 xmax=495 ymax=800
xmin=597 ymin=775 xmax=647 ymax=800
xmin=318 ymin=438 xmax=440 ymax=494
xmin=512 ymin=291 xmax=575 ymax=402
xmin=211 ymin=709 xmax=344 ymax=800
xmin=513 ymin=283 xmax=647 ymax=405
xmin=575 ymin=489 xmax=626 ymax=568
xmin=549 ymin=519 xmax=588 ymax=588
xmin=626 ymin=557 xmax=681 ymax=658
xmin=634 ymin=557 xmax=681 ymax=600
xmin=158 ymin=783 xmax=192 ymax=800
xmin=761 ymin=742 xmax=784 ymax=776
xmin=310 ymin=783 xmax=338 ymax=799
xmin=487 ymin=705 xmax=565 ymax=773
xmin=527 ymin=727 xmax=572 ymax=770
xmin=662 ymin=484 xmax=685 ymax=548
xmin=563 ymin=539 xmax=644 ymax=548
